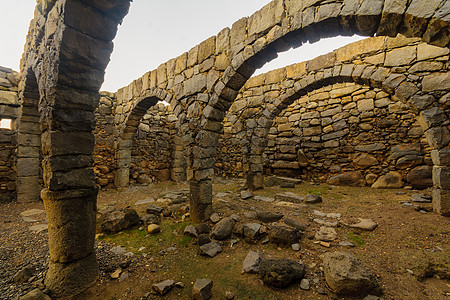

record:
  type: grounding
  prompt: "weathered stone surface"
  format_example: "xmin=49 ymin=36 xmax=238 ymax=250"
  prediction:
xmin=256 ymin=211 xmax=284 ymax=223
xmin=153 ymin=280 xmax=175 ymax=295
xmin=406 ymin=166 xmax=433 ymax=189
xmin=184 ymin=225 xmax=198 ymax=238
xmin=371 ymin=172 xmax=403 ymax=189
xmin=274 ymin=192 xmax=305 ymax=203
xmin=141 ymin=213 xmax=161 ymax=226
xmin=19 ymin=288 xmax=51 ymax=300
xmin=210 ymin=217 xmax=235 ymax=240
xmin=98 ymin=208 xmax=139 ymax=234
xmin=259 ymin=259 xmax=305 ymax=288
xmin=323 ymin=252 xmax=379 ymax=296
xmin=328 ymin=171 xmax=366 ymax=187
xmin=269 ymin=225 xmax=301 ymax=245
xmin=433 ymin=189 xmax=450 ymax=216
xmin=243 ymin=223 xmax=263 ymax=242
xmin=242 ymin=250 xmax=263 ymax=273
xmin=350 ymin=219 xmax=378 ymax=231
xmin=199 ymin=241 xmax=222 ymax=257
xmin=353 ymin=154 xmax=378 ymax=168
xmin=193 ymin=279 xmax=213 ymax=300
xmin=147 ymin=224 xmax=161 ymax=234
xmin=305 ymin=194 xmax=322 ymax=204
xmin=284 ymin=218 xmax=307 ymax=231
xmin=315 ymin=226 xmax=337 ymax=242
xmin=13 ymin=267 xmax=35 ymax=283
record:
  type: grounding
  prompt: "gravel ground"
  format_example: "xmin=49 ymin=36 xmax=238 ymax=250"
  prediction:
xmin=0 ymin=201 xmax=153 ymax=300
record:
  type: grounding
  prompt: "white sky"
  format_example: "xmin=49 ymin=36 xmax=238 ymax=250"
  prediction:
xmin=0 ymin=0 xmax=364 ymax=92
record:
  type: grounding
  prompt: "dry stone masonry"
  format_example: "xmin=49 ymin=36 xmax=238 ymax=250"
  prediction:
xmin=10 ymin=0 xmax=450 ymax=297
xmin=218 ymin=36 xmax=449 ymax=193
xmin=0 ymin=67 xmax=20 ymax=202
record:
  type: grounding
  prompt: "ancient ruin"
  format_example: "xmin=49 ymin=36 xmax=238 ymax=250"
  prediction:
xmin=0 ymin=0 xmax=449 ymax=298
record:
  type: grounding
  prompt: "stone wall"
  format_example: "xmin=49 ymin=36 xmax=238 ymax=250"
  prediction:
xmin=216 ymin=35 xmax=449 ymax=191
xmin=94 ymin=93 xmax=185 ymax=189
xmin=216 ymin=81 xmax=433 ymax=189
xmin=94 ymin=92 xmax=117 ymax=189
xmin=0 ymin=66 xmax=20 ymax=202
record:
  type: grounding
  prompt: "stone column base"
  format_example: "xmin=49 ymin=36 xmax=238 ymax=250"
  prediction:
xmin=45 ymin=252 xmax=98 ymax=299
xmin=189 ymin=180 xmax=213 ymax=222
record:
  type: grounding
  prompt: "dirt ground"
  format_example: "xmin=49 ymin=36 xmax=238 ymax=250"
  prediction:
xmin=2 ymin=178 xmax=450 ymax=300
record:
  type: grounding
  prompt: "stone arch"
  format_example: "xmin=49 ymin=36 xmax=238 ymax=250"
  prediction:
xmin=18 ymin=1 xmax=132 ymax=298
xmin=188 ymin=0 xmax=450 ymax=220
xmin=114 ymin=87 xmax=182 ymax=187
xmin=115 ymin=94 xmax=164 ymax=187
xmin=230 ymin=49 xmax=448 ymax=213
xmin=112 ymin=0 xmax=450 ymax=221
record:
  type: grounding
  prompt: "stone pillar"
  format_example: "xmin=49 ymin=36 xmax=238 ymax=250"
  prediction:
xmin=40 ymin=129 xmax=98 ymax=298
xmin=17 ymin=75 xmax=41 ymax=203
xmin=114 ymin=138 xmax=132 ymax=188
xmin=189 ymin=179 xmax=213 ymax=222
xmin=431 ymin=149 xmax=450 ymax=216
xmin=16 ymin=133 xmax=41 ymax=202
xmin=246 ymin=171 xmax=264 ymax=191
xmin=41 ymin=188 xmax=98 ymax=296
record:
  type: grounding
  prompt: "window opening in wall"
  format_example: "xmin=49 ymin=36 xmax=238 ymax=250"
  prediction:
xmin=0 ymin=118 xmax=12 ymax=130
xmin=254 ymin=35 xmax=365 ymax=76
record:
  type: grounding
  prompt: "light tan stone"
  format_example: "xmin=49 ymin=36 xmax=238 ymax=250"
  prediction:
xmin=384 ymin=46 xmax=416 ymax=67
xmin=336 ymin=37 xmax=385 ymax=62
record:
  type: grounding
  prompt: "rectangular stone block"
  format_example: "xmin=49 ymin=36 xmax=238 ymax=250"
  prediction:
xmin=0 ymin=91 xmax=18 ymax=106
xmin=247 ymin=0 xmax=284 ymax=37
xmin=64 ymin=0 xmax=118 ymax=41
xmin=47 ymin=168 xmax=96 ymax=191
xmin=17 ymin=158 xmax=40 ymax=177
xmin=41 ymin=131 xmax=94 ymax=156
xmin=17 ymin=176 xmax=41 ymax=203
xmin=431 ymin=149 xmax=450 ymax=166
xmin=432 ymin=188 xmax=450 ymax=216
xmin=433 ymin=166 xmax=450 ymax=189
xmin=43 ymin=193 xmax=97 ymax=263
xmin=18 ymin=133 xmax=40 ymax=147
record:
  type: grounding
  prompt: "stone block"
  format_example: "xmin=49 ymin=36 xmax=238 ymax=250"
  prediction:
xmin=385 ymin=46 xmax=416 ymax=67
xmin=16 ymin=176 xmax=41 ymax=203
xmin=42 ymin=192 xmax=96 ymax=263
xmin=417 ymin=107 xmax=446 ymax=130
xmin=422 ymin=72 xmax=450 ymax=92
xmin=306 ymin=52 xmax=336 ymax=72
xmin=114 ymin=168 xmax=130 ymax=188
xmin=189 ymin=180 xmax=213 ymax=222
xmin=425 ymin=127 xmax=450 ymax=150
xmin=64 ymin=0 xmax=118 ymax=41
xmin=41 ymin=131 xmax=94 ymax=156
xmin=47 ymin=168 xmax=95 ymax=191
xmin=230 ymin=17 xmax=247 ymax=46
xmin=431 ymin=149 xmax=450 ymax=166
xmin=433 ymin=166 xmax=450 ymax=189
xmin=183 ymin=74 xmax=207 ymax=96
xmin=0 ymin=91 xmax=19 ymax=105
xmin=17 ymin=158 xmax=40 ymax=177
xmin=402 ymin=0 xmax=443 ymax=37
xmin=198 ymin=36 xmax=216 ymax=63
xmin=357 ymin=99 xmax=374 ymax=111
xmin=247 ymin=0 xmax=284 ymax=37
xmin=336 ymin=37 xmax=385 ymax=62
xmin=432 ymin=188 xmax=450 ymax=216
xmin=45 ymin=253 xmax=98 ymax=299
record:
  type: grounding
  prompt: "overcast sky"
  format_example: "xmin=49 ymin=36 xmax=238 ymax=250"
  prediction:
xmin=0 ymin=0 xmax=363 ymax=92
